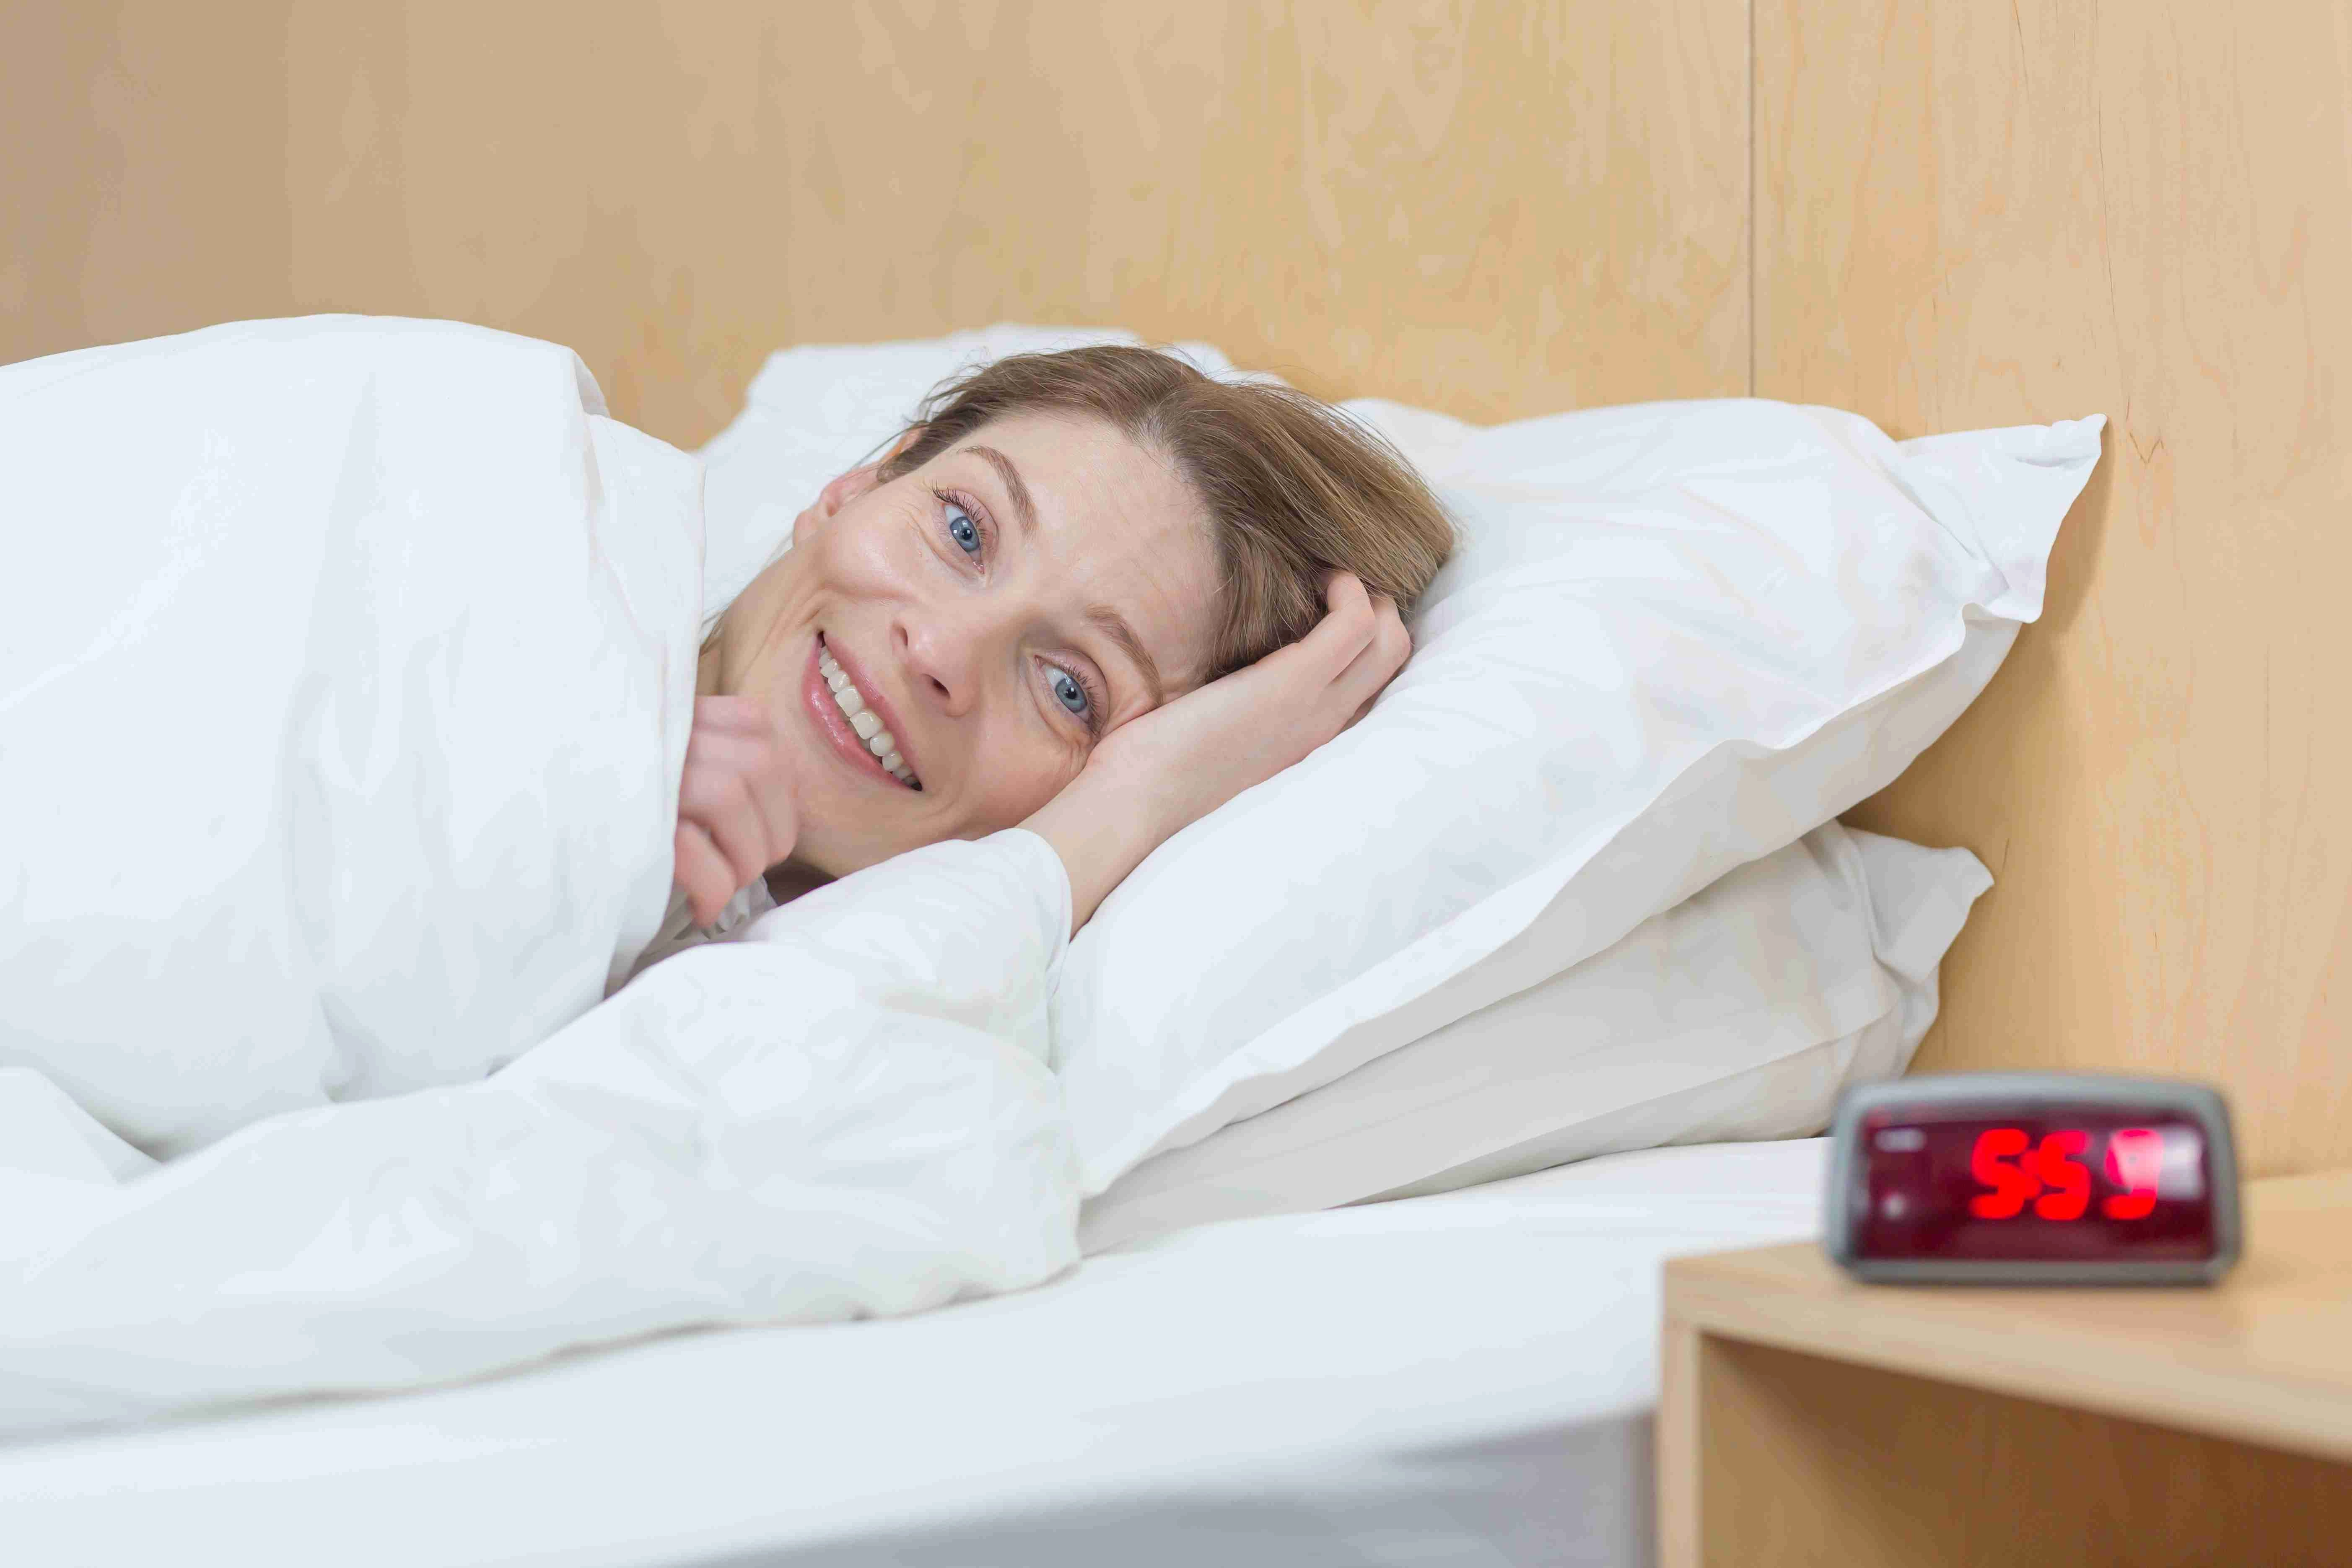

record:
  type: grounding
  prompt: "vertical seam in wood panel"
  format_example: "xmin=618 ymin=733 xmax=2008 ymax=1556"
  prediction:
xmin=1746 ymin=0 xmax=1757 ymax=398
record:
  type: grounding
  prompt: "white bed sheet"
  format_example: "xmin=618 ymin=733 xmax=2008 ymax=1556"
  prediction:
xmin=0 ymin=1138 xmax=1828 ymax=1568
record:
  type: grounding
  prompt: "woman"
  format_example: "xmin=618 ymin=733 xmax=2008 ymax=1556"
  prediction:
xmin=0 ymin=339 xmax=1456 ymax=1435
xmin=645 ymin=345 xmax=1452 ymax=960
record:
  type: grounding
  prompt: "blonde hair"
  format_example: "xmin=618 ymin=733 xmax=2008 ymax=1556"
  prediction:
xmin=878 ymin=346 xmax=1455 ymax=682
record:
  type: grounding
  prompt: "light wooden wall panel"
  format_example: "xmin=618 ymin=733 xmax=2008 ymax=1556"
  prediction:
xmin=1 ymin=3 xmax=299 ymax=364
xmin=20 ymin=1 xmax=2344 ymax=1174
xmin=1760 ymin=0 xmax=2352 ymax=1175
xmin=3 ymin=1 xmax=1749 ymax=446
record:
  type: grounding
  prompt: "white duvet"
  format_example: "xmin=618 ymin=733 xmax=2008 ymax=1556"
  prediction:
xmin=0 ymin=319 xmax=1080 ymax=1438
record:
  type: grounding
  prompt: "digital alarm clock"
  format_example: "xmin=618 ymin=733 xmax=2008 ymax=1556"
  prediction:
xmin=1823 ymin=1073 xmax=2241 ymax=1285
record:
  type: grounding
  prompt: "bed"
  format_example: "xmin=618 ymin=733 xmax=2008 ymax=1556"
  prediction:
xmin=0 ymin=1140 xmax=1824 ymax=1567
xmin=5 ymin=3 xmax=2348 ymax=1565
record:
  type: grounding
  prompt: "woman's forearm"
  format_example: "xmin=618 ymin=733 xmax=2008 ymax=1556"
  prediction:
xmin=1019 ymin=760 xmax=1180 ymax=936
xmin=1019 ymin=572 xmax=1408 ymax=938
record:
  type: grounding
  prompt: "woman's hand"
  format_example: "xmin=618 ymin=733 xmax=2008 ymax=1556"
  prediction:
xmin=1022 ymin=571 xmax=1411 ymax=932
xmin=672 ymin=695 xmax=801 ymax=928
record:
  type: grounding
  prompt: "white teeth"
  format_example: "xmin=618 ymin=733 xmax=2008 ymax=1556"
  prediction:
xmin=822 ymin=640 xmax=916 ymax=785
xmin=821 ymin=646 xmax=866 ymax=713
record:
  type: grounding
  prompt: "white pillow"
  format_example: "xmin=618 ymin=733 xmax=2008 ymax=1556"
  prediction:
xmin=1053 ymin=399 xmax=2099 ymax=1194
xmin=1076 ymin=822 xmax=1990 ymax=1252
xmin=697 ymin=328 xmax=2101 ymax=1197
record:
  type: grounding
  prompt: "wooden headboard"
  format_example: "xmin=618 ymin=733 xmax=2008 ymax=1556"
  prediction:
xmin=9 ymin=3 xmax=2347 ymax=1176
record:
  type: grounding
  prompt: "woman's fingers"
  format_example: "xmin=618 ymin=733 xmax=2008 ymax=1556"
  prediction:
xmin=1244 ymin=575 xmax=1408 ymax=743
xmin=673 ymin=822 xmax=737 ymax=928
xmin=1335 ymin=594 xmax=1410 ymax=690
xmin=682 ymin=765 xmax=773 ymax=894
xmin=671 ymin=697 xmax=801 ymax=925
xmin=685 ymin=739 xmax=791 ymax=877
xmin=1285 ymin=570 xmax=1378 ymax=676
xmin=1337 ymin=595 xmax=1411 ymax=726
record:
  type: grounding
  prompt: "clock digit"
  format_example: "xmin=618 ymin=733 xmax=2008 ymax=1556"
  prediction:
xmin=2103 ymin=1127 xmax=2163 ymax=1220
xmin=1968 ymin=1127 xmax=2038 ymax=1218
xmin=2030 ymin=1130 xmax=2091 ymax=1220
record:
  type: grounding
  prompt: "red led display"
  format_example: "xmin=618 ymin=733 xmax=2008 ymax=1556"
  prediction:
xmin=1855 ymin=1110 xmax=2216 ymax=1262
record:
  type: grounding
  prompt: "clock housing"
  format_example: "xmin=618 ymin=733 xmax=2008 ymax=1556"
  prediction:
xmin=1824 ymin=1073 xmax=2240 ymax=1285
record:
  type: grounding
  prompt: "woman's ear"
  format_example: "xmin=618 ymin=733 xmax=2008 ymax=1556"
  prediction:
xmin=815 ymin=462 xmax=884 ymax=519
xmin=794 ymin=430 xmax=923 ymax=546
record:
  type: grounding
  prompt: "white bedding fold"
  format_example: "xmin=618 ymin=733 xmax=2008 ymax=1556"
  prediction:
xmin=0 ymin=829 xmax=1081 ymax=1440
xmin=0 ymin=319 xmax=1086 ymax=1440
xmin=0 ymin=316 xmax=702 ymax=1159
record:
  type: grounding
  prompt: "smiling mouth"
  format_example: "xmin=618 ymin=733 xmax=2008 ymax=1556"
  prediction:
xmin=809 ymin=635 xmax=922 ymax=790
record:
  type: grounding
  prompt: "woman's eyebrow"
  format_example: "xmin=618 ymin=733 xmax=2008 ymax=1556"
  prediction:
xmin=964 ymin=445 xmax=1037 ymax=540
xmin=1087 ymin=604 xmax=1167 ymax=709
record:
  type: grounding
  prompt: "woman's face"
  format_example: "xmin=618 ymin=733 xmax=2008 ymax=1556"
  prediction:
xmin=706 ymin=410 xmax=1223 ymax=879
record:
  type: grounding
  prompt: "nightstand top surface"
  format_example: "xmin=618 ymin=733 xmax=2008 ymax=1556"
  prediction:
xmin=1663 ymin=1168 xmax=2352 ymax=1461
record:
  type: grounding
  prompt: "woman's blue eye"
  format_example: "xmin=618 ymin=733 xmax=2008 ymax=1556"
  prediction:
xmin=1049 ymin=667 xmax=1091 ymax=717
xmin=944 ymin=500 xmax=982 ymax=557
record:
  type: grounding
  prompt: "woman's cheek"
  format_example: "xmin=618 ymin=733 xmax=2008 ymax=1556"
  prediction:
xmin=858 ymin=500 xmax=933 ymax=581
xmin=993 ymin=735 xmax=1085 ymax=826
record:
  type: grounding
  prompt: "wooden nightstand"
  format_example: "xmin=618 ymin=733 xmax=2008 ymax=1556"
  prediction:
xmin=1659 ymin=1169 xmax=2352 ymax=1567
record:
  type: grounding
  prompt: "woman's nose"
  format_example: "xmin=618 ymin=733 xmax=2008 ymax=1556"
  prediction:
xmin=894 ymin=601 xmax=998 ymax=718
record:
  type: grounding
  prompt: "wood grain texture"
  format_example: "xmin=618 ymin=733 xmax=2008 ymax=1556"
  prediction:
xmin=3 ymin=0 xmax=1749 ymax=446
xmin=1665 ymin=1169 xmax=2352 ymax=1464
xmin=1758 ymin=0 xmax=2352 ymax=1176
xmin=1661 ymin=1170 xmax=2352 ymax=1565
xmin=1683 ymin=1339 xmax=2352 ymax=1568
xmin=1655 ymin=1312 xmax=1709 ymax=1568
xmin=19 ymin=1 xmax=2347 ymax=1175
